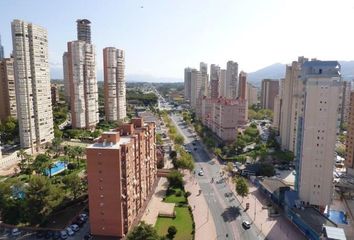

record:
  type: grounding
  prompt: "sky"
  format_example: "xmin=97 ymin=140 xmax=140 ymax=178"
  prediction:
xmin=1 ymin=0 xmax=354 ymax=81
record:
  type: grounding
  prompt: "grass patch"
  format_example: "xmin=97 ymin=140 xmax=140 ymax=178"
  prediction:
xmin=164 ymin=187 xmax=187 ymax=204
xmin=155 ymin=207 xmax=193 ymax=240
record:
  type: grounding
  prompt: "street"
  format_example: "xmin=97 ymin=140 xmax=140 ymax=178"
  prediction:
xmin=170 ymin=113 xmax=262 ymax=240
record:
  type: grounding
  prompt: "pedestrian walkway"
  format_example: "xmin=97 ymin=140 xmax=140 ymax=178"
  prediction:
xmin=184 ymin=171 xmax=217 ymax=240
xmin=228 ymin=178 xmax=306 ymax=240
xmin=141 ymin=177 xmax=172 ymax=225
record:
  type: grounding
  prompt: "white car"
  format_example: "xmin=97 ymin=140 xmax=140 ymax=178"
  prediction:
xmin=66 ymin=227 xmax=75 ymax=236
xmin=11 ymin=228 xmax=21 ymax=237
xmin=198 ymin=170 xmax=204 ymax=176
xmin=70 ymin=224 xmax=80 ymax=232
xmin=242 ymin=220 xmax=251 ymax=229
xmin=60 ymin=230 xmax=68 ymax=239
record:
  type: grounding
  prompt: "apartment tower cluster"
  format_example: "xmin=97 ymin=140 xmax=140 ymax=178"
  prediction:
xmin=86 ymin=118 xmax=157 ymax=237
xmin=185 ymin=61 xmax=249 ymax=142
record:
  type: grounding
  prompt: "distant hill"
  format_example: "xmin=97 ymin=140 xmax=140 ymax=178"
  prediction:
xmin=248 ymin=61 xmax=354 ymax=87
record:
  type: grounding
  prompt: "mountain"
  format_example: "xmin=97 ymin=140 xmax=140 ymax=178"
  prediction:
xmin=247 ymin=63 xmax=285 ymax=86
xmin=248 ymin=61 xmax=354 ymax=87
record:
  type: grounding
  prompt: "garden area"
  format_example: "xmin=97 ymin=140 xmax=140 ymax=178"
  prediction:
xmin=155 ymin=170 xmax=194 ymax=240
xmin=0 ymin=138 xmax=88 ymax=227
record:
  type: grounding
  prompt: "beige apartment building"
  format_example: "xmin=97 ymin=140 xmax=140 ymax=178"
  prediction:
xmin=62 ymin=52 xmax=70 ymax=104
xmin=219 ymin=69 xmax=226 ymax=98
xmin=247 ymin=83 xmax=258 ymax=106
xmin=200 ymin=97 xmax=247 ymax=142
xmin=0 ymin=57 xmax=17 ymax=121
xmin=11 ymin=19 xmax=54 ymax=149
xmin=184 ymin=67 xmax=192 ymax=102
xmin=296 ymin=61 xmax=342 ymax=207
xmin=238 ymin=71 xmax=247 ymax=100
xmin=190 ymin=69 xmax=203 ymax=108
xmin=226 ymin=60 xmax=238 ymax=99
xmin=341 ymin=80 xmax=352 ymax=126
xmin=345 ymin=91 xmax=354 ymax=175
xmin=272 ymin=95 xmax=281 ymax=130
xmin=261 ymin=79 xmax=279 ymax=111
xmin=210 ymin=64 xmax=220 ymax=99
xmin=103 ymin=47 xmax=127 ymax=122
xmin=279 ymin=57 xmax=308 ymax=152
xmin=86 ymin=118 xmax=157 ymax=238
xmin=66 ymin=40 xmax=99 ymax=129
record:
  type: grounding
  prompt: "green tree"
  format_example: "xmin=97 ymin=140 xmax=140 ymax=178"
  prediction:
xmin=33 ymin=154 xmax=51 ymax=175
xmin=234 ymin=137 xmax=246 ymax=154
xmin=235 ymin=177 xmax=249 ymax=202
xmin=225 ymin=162 xmax=234 ymax=174
xmin=175 ymin=150 xmax=194 ymax=171
xmin=0 ymin=116 xmax=19 ymax=144
xmin=167 ymin=225 xmax=177 ymax=239
xmin=156 ymin=133 xmax=163 ymax=145
xmin=126 ymin=221 xmax=160 ymax=240
xmin=174 ymin=134 xmax=184 ymax=145
xmin=169 ymin=150 xmax=177 ymax=159
xmin=24 ymin=175 xmax=63 ymax=225
xmin=51 ymin=138 xmax=63 ymax=157
xmin=214 ymin=148 xmax=222 ymax=156
xmin=167 ymin=170 xmax=184 ymax=188
xmin=62 ymin=174 xmax=82 ymax=199
xmin=17 ymin=150 xmax=33 ymax=174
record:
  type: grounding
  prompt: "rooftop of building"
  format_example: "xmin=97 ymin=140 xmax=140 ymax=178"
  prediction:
xmin=292 ymin=207 xmax=337 ymax=234
xmin=302 ymin=60 xmax=340 ymax=68
xmin=258 ymin=177 xmax=289 ymax=193
xmin=137 ymin=111 xmax=159 ymax=124
xmin=77 ymin=19 xmax=91 ymax=24
xmin=87 ymin=135 xmax=131 ymax=149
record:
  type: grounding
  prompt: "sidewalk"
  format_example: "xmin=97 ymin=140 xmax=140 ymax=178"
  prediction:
xmin=184 ymin=171 xmax=217 ymax=240
xmin=228 ymin=178 xmax=306 ymax=240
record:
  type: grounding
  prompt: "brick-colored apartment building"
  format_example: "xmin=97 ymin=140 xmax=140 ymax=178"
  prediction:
xmin=86 ymin=118 xmax=157 ymax=238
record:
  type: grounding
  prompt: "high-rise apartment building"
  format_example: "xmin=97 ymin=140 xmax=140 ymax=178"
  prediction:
xmin=345 ymin=91 xmax=354 ymax=176
xmin=210 ymin=64 xmax=220 ymax=99
xmin=62 ymin=52 xmax=70 ymax=104
xmin=103 ymin=47 xmax=126 ymax=122
xmin=86 ymin=118 xmax=157 ymax=238
xmin=238 ymin=71 xmax=247 ymax=100
xmin=247 ymin=83 xmax=258 ymax=106
xmin=200 ymin=62 xmax=208 ymax=97
xmin=11 ymin=20 xmax=54 ymax=149
xmin=184 ymin=67 xmax=192 ymax=102
xmin=272 ymin=95 xmax=281 ymax=130
xmin=67 ymin=40 xmax=99 ymax=129
xmin=0 ymin=58 xmax=17 ymax=121
xmin=0 ymin=34 xmax=4 ymax=60
xmin=201 ymin=97 xmax=247 ymax=142
xmin=226 ymin=61 xmax=238 ymax=98
xmin=190 ymin=69 xmax=202 ymax=108
xmin=219 ymin=69 xmax=226 ymax=97
xmin=280 ymin=57 xmax=308 ymax=152
xmin=340 ymin=80 xmax=352 ymax=126
xmin=261 ymin=79 xmax=279 ymax=111
xmin=51 ymin=84 xmax=59 ymax=106
xmin=77 ymin=19 xmax=91 ymax=43
xmin=296 ymin=61 xmax=342 ymax=207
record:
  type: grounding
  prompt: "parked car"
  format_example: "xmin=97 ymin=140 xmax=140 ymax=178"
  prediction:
xmin=52 ymin=231 xmax=61 ymax=240
xmin=70 ymin=224 xmax=80 ymax=232
xmin=44 ymin=231 xmax=53 ymax=239
xmin=11 ymin=228 xmax=21 ymax=237
xmin=242 ymin=220 xmax=251 ymax=229
xmin=80 ymin=213 xmax=88 ymax=221
xmin=198 ymin=170 xmax=204 ymax=176
xmin=60 ymin=230 xmax=68 ymax=239
xmin=73 ymin=218 xmax=85 ymax=227
xmin=66 ymin=227 xmax=74 ymax=236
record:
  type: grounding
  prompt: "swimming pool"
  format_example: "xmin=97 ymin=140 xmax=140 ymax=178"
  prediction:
xmin=45 ymin=161 xmax=67 ymax=176
xmin=328 ymin=210 xmax=348 ymax=224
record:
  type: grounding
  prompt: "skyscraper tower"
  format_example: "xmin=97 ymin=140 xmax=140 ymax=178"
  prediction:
xmin=11 ymin=19 xmax=54 ymax=150
xmin=296 ymin=61 xmax=342 ymax=207
xmin=77 ymin=19 xmax=91 ymax=43
xmin=210 ymin=64 xmax=220 ymax=99
xmin=103 ymin=47 xmax=127 ymax=121
xmin=226 ymin=61 xmax=238 ymax=98
xmin=0 ymin=34 xmax=4 ymax=60
xmin=67 ymin=40 xmax=99 ymax=129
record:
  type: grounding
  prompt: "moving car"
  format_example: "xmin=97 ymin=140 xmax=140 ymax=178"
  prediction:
xmin=242 ymin=220 xmax=251 ymax=229
xmin=11 ymin=228 xmax=21 ymax=237
xmin=198 ymin=170 xmax=204 ymax=176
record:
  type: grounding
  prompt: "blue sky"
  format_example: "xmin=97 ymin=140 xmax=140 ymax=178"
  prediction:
xmin=1 ymin=0 xmax=354 ymax=80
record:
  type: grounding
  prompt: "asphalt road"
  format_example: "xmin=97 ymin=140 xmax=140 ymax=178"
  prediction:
xmin=170 ymin=113 xmax=263 ymax=240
